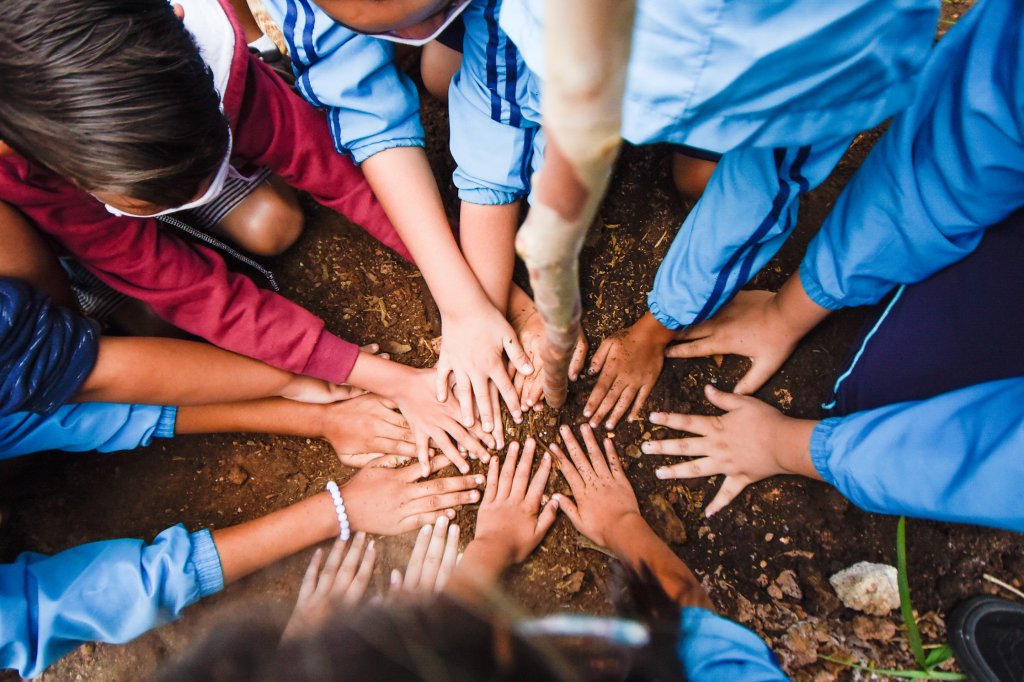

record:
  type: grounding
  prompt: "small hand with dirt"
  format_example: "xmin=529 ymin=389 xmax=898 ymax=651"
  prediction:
xmin=509 ymin=290 xmax=587 ymax=412
xmin=585 ymin=312 xmax=675 ymax=430
xmin=281 ymin=533 xmax=376 ymax=641
xmin=320 ymin=394 xmax=417 ymax=467
xmin=389 ymin=515 xmax=461 ymax=597
xmin=548 ymin=424 xmax=642 ymax=549
xmin=642 ymin=384 xmax=819 ymax=516
xmin=666 ymin=275 xmax=831 ymax=394
xmin=391 ymin=366 xmax=493 ymax=476
xmin=470 ymin=439 xmax=559 ymax=567
xmin=343 ymin=455 xmax=485 ymax=535
xmin=435 ymin=304 xmax=531 ymax=438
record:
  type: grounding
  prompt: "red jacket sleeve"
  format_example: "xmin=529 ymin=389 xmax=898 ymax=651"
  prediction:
xmin=0 ymin=158 xmax=359 ymax=384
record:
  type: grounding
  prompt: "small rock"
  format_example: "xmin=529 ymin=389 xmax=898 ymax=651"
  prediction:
xmin=829 ymin=562 xmax=900 ymax=616
xmin=765 ymin=532 xmax=775 ymax=542
xmin=852 ymin=615 xmax=897 ymax=641
xmin=625 ymin=444 xmax=642 ymax=459
xmin=773 ymin=569 xmax=803 ymax=600
xmin=780 ymin=622 xmax=819 ymax=667
xmin=557 ymin=571 xmax=586 ymax=594
xmin=648 ymin=494 xmax=687 ymax=544
xmin=227 ymin=465 xmax=250 ymax=486
xmin=734 ymin=593 xmax=756 ymax=624
xmin=756 ymin=573 xmax=770 ymax=588
xmin=384 ymin=341 xmax=412 ymax=355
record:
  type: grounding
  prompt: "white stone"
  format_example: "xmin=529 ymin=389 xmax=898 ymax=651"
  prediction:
xmin=829 ymin=562 xmax=901 ymax=616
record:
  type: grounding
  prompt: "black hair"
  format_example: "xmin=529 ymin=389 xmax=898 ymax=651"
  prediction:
xmin=154 ymin=566 xmax=687 ymax=682
xmin=0 ymin=0 xmax=230 ymax=207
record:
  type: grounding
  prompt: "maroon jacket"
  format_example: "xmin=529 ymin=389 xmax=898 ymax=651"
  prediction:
xmin=0 ymin=1 xmax=411 ymax=384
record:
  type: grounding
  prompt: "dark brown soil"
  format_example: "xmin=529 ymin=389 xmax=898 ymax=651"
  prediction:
xmin=4 ymin=2 xmax=1017 ymax=680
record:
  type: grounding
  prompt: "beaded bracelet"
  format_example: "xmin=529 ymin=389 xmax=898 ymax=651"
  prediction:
xmin=324 ymin=480 xmax=351 ymax=541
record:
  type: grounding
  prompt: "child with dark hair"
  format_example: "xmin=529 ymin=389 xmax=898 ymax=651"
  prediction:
xmin=0 ymin=0 xmax=495 ymax=474
xmin=158 ymin=430 xmax=787 ymax=681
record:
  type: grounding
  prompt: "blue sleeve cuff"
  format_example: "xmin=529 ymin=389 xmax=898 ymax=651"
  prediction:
xmin=457 ymin=186 xmax=523 ymax=206
xmin=349 ymin=136 xmax=425 ymax=165
xmin=646 ymin=295 xmax=685 ymax=331
xmin=799 ymin=263 xmax=846 ymax=311
xmin=155 ymin=406 xmax=177 ymax=439
xmin=188 ymin=529 xmax=224 ymax=598
xmin=809 ymin=417 xmax=841 ymax=485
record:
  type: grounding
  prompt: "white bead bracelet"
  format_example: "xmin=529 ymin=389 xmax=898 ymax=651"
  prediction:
xmin=325 ymin=480 xmax=351 ymax=541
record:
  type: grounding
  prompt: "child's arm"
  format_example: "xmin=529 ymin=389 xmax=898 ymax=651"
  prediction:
xmin=444 ymin=438 xmax=559 ymax=599
xmin=647 ymin=379 xmax=1024 ymax=532
xmin=548 ymin=425 xmax=711 ymax=609
xmin=176 ymin=394 xmax=416 ymax=466
xmin=75 ymin=336 xmax=349 ymax=406
xmin=0 ymin=456 xmax=483 ymax=678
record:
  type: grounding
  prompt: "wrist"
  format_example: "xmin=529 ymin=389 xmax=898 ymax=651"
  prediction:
xmin=773 ymin=271 xmax=830 ymax=337
xmin=461 ymin=538 xmax=516 ymax=579
xmin=634 ymin=311 xmax=676 ymax=346
xmin=776 ymin=418 xmax=820 ymax=478
xmin=603 ymin=511 xmax=651 ymax=559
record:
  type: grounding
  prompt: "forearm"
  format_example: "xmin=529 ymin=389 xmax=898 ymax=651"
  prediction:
xmin=344 ymin=351 xmax=407 ymax=398
xmin=361 ymin=147 xmax=495 ymax=317
xmin=771 ymin=269 xmax=831 ymax=339
xmin=459 ymin=201 xmax=519 ymax=314
xmin=606 ymin=515 xmax=712 ymax=609
xmin=212 ymin=492 xmax=338 ymax=584
xmin=635 ymin=310 xmax=677 ymax=347
xmin=76 ymin=337 xmax=301 ymax=406
xmin=175 ymin=398 xmax=326 ymax=439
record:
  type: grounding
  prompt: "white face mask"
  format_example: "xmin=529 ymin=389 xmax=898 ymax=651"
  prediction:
xmin=372 ymin=0 xmax=471 ymax=47
xmin=102 ymin=129 xmax=235 ymax=219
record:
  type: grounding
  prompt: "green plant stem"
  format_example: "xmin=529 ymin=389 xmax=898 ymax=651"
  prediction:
xmin=898 ymin=516 xmax=928 ymax=669
xmin=819 ymin=655 xmax=967 ymax=680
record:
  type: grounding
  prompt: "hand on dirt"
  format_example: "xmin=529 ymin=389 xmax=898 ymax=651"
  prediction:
xmin=278 ymin=343 xmax=388 ymax=404
xmin=281 ymin=533 xmax=376 ymax=641
xmin=434 ymin=304 xmax=530 ymax=436
xmin=584 ymin=314 xmax=674 ymax=429
xmin=389 ymin=515 xmax=461 ymax=597
xmin=549 ymin=424 xmax=643 ymax=550
xmin=343 ymin=455 xmax=485 ymax=535
xmin=643 ymin=384 xmax=818 ymax=516
xmin=510 ymin=297 xmax=588 ymax=412
xmin=470 ymin=439 xmax=559 ymax=567
xmin=321 ymin=394 xmax=417 ymax=467
xmin=665 ymin=290 xmax=805 ymax=395
xmin=392 ymin=367 xmax=494 ymax=476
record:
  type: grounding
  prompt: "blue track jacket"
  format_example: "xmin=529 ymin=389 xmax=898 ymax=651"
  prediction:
xmin=257 ymin=0 xmax=424 ymax=163
xmin=678 ymin=608 xmax=788 ymax=681
xmin=0 ymin=525 xmax=223 ymax=678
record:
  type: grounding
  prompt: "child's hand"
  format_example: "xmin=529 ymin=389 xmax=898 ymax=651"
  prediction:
xmin=389 ymin=516 xmax=461 ymax=597
xmin=510 ymin=299 xmax=588 ymax=412
xmin=584 ymin=313 xmax=675 ymax=430
xmin=435 ymin=305 xmax=532 ymax=435
xmin=664 ymin=290 xmax=803 ymax=395
xmin=281 ymin=533 xmax=376 ymax=641
xmin=548 ymin=424 xmax=644 ymax=550
xmin=391 ymin=367 xmax=494 ymax=476
xmin=343 ymin=455 xmax=485 ymax=536
xmin=321 ymin=394 xmax=417 ymax=467
xmin=469 ymin=439 xmax=559 ymax=568
xmin=642 ymin=384 xmax=819 ymax=516
xmin=280 ymin=344 xmax=387 ymax=404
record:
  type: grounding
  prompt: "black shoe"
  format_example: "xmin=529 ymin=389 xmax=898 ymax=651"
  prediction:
xmin=949 ymin=596 xmax=1024 ymax=682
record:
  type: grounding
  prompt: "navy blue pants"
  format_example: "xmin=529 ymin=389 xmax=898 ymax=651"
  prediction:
xmin=831 ymin=209 xmax=1024 ymax=416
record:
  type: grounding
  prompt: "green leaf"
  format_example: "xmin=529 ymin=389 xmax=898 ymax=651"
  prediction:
xmin=924 ymin=645 xmax=954 ymax=669
xmin=897 ymin=517 xmax=928 ymax=669
xmin=819 ymin=655 xmax=968 ymax=680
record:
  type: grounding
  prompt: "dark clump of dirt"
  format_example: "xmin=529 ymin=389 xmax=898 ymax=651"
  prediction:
xmin=3 ymin=2 xmax=1015 ymax=680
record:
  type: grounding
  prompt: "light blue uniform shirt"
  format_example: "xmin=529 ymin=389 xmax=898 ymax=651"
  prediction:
xmin=0 ymin=404 xmax=176 ymax=459
xmin=491 ymin=0 xmax=939 ymax=329
xmin=679 ymin=608 xmax=789 ymax=681
xmin=1 ymin=525 xmax=223 ymax=678
xmin=258 ymin=0 xmax=425 ymax=163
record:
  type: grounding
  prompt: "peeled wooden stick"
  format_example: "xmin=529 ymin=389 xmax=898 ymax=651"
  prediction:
xmin=515 ymin=0 xmax=636 ymax=408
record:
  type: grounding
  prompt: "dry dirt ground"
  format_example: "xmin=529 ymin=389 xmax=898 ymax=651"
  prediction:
xmin=4 ymin=2 xmax=1019 ymax=680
